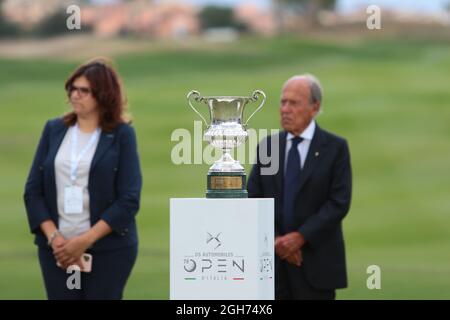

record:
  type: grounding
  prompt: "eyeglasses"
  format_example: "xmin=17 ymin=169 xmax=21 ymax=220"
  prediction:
xmin=68 ymin=85 xmax=92 ymax=98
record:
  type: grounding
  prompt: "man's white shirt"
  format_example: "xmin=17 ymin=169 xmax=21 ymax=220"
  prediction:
xmin=284 ymin=120 xmax=316 ymax=173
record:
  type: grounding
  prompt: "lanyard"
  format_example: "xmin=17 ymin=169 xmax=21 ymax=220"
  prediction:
xmin=70 ymin=124 xmax=100 ymax=183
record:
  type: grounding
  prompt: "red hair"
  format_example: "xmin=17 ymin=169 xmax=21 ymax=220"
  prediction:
xmin=63 ymin=58 xmax=130 ymax=132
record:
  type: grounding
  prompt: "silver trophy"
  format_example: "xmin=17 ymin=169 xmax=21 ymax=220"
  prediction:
xmin=187 ymin=90 xmax=266 ymax=198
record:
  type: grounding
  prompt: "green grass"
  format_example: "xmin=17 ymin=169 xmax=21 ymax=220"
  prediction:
xmin=1 ymin=36 xmax=449 ymax=299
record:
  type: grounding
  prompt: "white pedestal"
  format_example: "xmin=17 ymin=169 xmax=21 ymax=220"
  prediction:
xmin=170 ymin=198 xmax=274 ymax=300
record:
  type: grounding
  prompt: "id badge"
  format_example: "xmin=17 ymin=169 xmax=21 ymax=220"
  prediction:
xmin=64 ymin=185 xmax=83 ymax=214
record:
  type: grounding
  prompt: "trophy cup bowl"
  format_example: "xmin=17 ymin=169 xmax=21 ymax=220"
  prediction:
xmin=187 ymin=89 xmax=266 ymax=198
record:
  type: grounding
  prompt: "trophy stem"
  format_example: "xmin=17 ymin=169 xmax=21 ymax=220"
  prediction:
xmin=209 ymin=149 xmax=244 ymax=173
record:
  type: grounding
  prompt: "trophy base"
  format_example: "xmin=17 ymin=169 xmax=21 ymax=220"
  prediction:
xmin=206 ymin=171 xmax=248 ymax=198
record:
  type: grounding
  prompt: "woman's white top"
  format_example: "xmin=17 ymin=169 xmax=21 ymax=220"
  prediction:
xmin=54 ymin=125 xmax=100 ymax=239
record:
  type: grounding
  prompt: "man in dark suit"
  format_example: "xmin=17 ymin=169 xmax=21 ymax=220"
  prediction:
xmin=247 ymin=74 xmax=352 ymax=300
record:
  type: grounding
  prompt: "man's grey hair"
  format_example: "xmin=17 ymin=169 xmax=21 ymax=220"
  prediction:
xmin=285 ymin=74 xmax=323 ymax=109
xmin=306 ymin=74 xmax=322 ymax=106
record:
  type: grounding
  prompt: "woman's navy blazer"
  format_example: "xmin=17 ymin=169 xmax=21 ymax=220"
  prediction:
xmin=24 ymin=118 xmax=142 ymax=251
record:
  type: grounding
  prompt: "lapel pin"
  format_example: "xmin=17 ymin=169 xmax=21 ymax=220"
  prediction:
xmin=315 ymin=151 xmax=319 ymax=157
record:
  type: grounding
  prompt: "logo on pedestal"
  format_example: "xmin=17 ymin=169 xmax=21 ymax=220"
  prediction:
xmin=206 ymin=232 xmax=222 ymax=250
xmin=182 ymin=231 xmax=245 ymax=281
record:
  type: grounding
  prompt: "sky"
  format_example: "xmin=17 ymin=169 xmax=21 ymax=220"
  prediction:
xmin=337 ymin=0 xmax=448 ymax=13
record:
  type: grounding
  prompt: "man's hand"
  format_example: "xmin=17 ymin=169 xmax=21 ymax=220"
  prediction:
xmin=275 ymin=232 xmax=306 ymax=260
xmin=54 ymin=234 xmax=93 ymax=269
xmin=275 ymin=236 xmax=289 ymax=258
xmin=285 ymin=250 xmax=302 ymax=266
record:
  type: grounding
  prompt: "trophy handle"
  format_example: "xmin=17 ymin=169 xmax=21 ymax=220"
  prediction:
xmin=244 ymin=90 xmax=266 ymax=126
xmin=187 ymin=90 xmax=208 ymax=127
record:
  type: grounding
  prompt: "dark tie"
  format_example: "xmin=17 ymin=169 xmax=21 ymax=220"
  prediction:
xmin=283 ymin=136 xmax=303 ymax=232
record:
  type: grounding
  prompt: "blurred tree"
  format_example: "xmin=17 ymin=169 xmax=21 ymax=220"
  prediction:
xmin=32 ymin=7 xmax=91 ymax=38
xmin=32 ymin=9 xmax=69 ymax=37
xmin=198 ymin=5 xmax=248 ymax=32
xmin=273 ymin=0 xmax=336 ymax=33
xmin=0 ymin=0 xmax=20 ymax=38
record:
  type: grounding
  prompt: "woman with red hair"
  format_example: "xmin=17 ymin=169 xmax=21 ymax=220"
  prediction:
xmin=24 ymin=58 xmax=142 ymax=299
